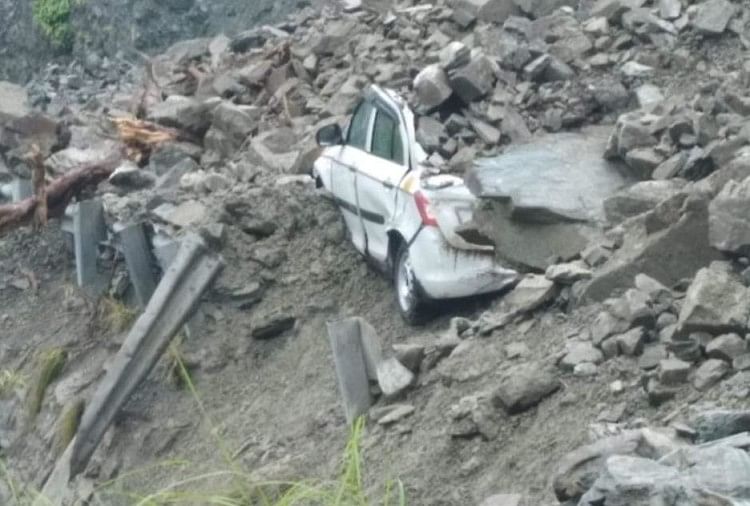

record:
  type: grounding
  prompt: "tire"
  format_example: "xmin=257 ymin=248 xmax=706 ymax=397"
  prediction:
xmin=393 ymin=242 xmax=428 ymax=325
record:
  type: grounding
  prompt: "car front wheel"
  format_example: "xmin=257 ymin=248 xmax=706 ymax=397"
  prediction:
xmin=394 ymin=243 xmax=428 ymax=325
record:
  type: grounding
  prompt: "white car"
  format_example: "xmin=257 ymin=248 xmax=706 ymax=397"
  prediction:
xmin=313 ymin=85 xmax=519 ymax=323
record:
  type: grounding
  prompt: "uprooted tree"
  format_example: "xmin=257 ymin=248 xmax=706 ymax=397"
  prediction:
xmin=0 ymin=117 xmax=180 ymax=236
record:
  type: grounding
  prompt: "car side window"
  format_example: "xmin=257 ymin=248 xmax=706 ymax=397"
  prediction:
xmin=371 ymin=110 xmax=405 ymax=165
xmin=347 ymin=101 xmax=374 ymax=150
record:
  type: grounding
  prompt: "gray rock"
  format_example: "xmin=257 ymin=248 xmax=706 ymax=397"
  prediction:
xmin=616 ymin=327 xmax=646 ymax=356
xmin=734 ymin=353 xmax=750 ymax=371
xmin=211 ymin=102 xmax=259 ymax=144
xmin=545 ymin=262 xmax=593 ymax=284
xmin=635 ymin=273 xmax=672 ymax=307
xmin=153 ymin=200 xmax=209 ymax=228
xmin=310 ymin=19 xmax=356 ymax=56
xmin=251 ymin=313 xmax=296 ymax=340
xmin=590 ymin=0 xmax=630 ymax=22
xmin=656 ymin=312 xmax=677 ymax=330
xmin=470 ymin=118 xmax=501 ymax=145
xmin=448 ymin=54 xmax=496 ymax=103
xmin=148 ymin=95 xmax=213 ymax=136
xmin=591 ymin=311 xmax=630 ymax=346
xmin=450 ymin=0 xmax=519 ymax=24
xmin=376 ymin=358 xmax=415 ymax=397
xmin=614 ymin=116 xmax=657 ymax=156
xmin=591 ymin=77 xmax=630 ymax=112
xmin=693 ymin=358 xmax=730 ymax=391
xmin=578 ymin=455 xmax=680 ymax=505
xmin=635 ymin=84 xmax=664 ymax=111
xmin=416 ymin=117 xmax=448 ymax=153
xmin=625 ymin=147 xmax=664 ymax=179
xmin=439 ymin=41 xmax=471 ymax=71
xmin=659 ymin=358 xmax=691 ymax=385
xmin=503 ymin=275 xmax=556 ymax=313
xmin=575 ymin=362 xmax=599 ymax=376
xmin=493 ymin=362 xmax=561 ymax=414
xmin=414 ymin=65 xmax=453 ymax=110
xmin=652 ymin=152 xmax=687 ymax=180
xmin=690 ymin=409 xmax=750 ymax=442
xmin=392 ymin=344 xmax=425 ymax=373
xmin=500 ymin=106 xmax=532 ymax=143
xmin=706 ymin=333 xmax=747 ymax=362
xmin=692 ymin=0 xmax=736 ymax=34
xmin=638 ymin=344 xmax=667 ymax=369
xmin=677 ymin=262 xmax=750 ymax=336
xmin=109 ymin=162 xmax=155 ymax=190
xmin=658 ymin=0 xmax=681 ymax=20
xmin=621 ymin=61 xmax=654 ymax=78
xmin=560 ymin=341 xmax=604 ymax=371
xmin=523 ymin=54 xmax=550 ymax=81
xmin=709 ymin=176 xmax=750 ymax=255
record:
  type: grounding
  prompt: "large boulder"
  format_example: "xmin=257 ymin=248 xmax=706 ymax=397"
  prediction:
xmin=677 ymin=262 xmax=750 ymax=336
xmin=413 ymin=65 xmax=453 ymax=110
xmin=709 ymin=176 xmax=750 ymax=255
xmin=448 ymin=54 xmax=496 ymax=103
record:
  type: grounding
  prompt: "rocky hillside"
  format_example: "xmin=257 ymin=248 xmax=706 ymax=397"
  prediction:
xmin=2 ymin=0 xmax=750 ymax=504
xmin=0 ymin=0 xmax=324 ymax=83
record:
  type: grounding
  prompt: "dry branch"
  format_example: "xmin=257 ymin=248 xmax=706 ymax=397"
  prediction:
xmin=0 ymin=117 xmax=181 ymax=236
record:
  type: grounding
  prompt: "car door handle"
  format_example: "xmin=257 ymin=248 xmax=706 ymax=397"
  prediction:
xmin=382 ymin=180 xmax=394 ymax=189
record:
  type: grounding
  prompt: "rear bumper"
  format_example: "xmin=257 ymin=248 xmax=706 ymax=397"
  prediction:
xmin=409 ymin=226 xmax=519 ymax=300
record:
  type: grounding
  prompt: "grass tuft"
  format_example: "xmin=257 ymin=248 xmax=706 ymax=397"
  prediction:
xmin=52 ymin=398 xmax=85 ymax=457
xmin=99 ymin=296 xmax=138 ymax=335
xmin=24 ymin=348 xmax=67 ymax=422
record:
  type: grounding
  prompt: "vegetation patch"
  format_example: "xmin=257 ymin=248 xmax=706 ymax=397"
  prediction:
xmin=52 ymin=399 xmax=85 ymax=456
xmin=24 ymin=348 xmax=67 ymax=422
xmin=32 ymin=0 xmax=77 ymax=51
xmin=99 ymin=296 xmax=138 ymax=335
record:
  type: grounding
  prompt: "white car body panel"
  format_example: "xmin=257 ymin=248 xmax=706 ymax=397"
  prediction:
xmin=313 ymin=85 xmax=519 ymax=300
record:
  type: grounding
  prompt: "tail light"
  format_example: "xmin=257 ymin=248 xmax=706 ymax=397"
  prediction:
xmin=414 ymin=191 xmax=438 ymax=227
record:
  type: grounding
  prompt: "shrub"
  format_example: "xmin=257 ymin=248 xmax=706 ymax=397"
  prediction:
xmin=32 ymin=0 xmax=76 ymax=50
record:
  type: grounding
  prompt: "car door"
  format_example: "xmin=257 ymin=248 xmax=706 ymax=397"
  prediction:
xmin=354 ymin=104 xmax=409 ymax=265
xmin=329 ymin=100 xmax=375 ymax=255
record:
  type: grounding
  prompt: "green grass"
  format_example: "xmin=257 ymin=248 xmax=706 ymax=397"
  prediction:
xmin=24 ymin=348 xmax=67 ymax=422
xmin=4 ymin=339 xmax=407 ymax=506
xmin=99 ymin=296 xmax=138 ymax=335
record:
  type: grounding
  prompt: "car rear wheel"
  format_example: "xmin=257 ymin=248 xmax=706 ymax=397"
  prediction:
xmin=394 ymin=243 xmax=428 ymax=325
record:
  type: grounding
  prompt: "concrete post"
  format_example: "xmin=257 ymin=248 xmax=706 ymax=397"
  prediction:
xmin=327 ymin=318 xmax=375 ymax=425
xmin=73 ymin=200 xmax=107 ymax=295
xmin=118 ymin=223 xmax=157 ymax=308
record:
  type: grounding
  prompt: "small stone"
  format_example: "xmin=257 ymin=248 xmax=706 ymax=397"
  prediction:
xmin=656 ymin=313 xmax=678 ymax=330
xmin=621 ymin=61 xmax=654 ymax=78
xmin=251 ymin=313 xmax=296 ymax=340
xmin=505 ymin=342 xmax=529 ymax=359
xmin=647 ymin=378 xmax=678 ymax=406
xmin=574 ymin=362 xmax=599 ymax=377
xmin=706 ymin=333 xmax=747 ymax=362
xmin=545 ymin=262 xmax=593 ymax=285
xmin=659 ymin=358 xmax=691 ymax=385
xmin=375 ymin=404 xmax=415 ymax=425
xmin=392 ymin=344 xmax=425 ymax=373
xmin=478 ymin=494 xmax=523 ymax=506
xmin=440 ymin=41 xmax=471 ymax=71
xmin=693 ymin=359 xmax=730 ymax=391
xmin=616 ymin=327 xmax=646 ymax=356
xmin=638 ymin=345 xmax=667 ymax=370
xmin=560 ymin=341 xmax=604 ymax=371
xmin=377 ymin=358 xmax=415 ymax=397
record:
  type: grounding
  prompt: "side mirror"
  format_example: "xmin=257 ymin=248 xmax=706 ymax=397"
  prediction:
xmin=316 ymin=124 xmax=343 ymax=147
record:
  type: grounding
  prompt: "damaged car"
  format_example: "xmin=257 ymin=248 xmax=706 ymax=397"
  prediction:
xmin=313 ymin=85 xmax=518 ymax=323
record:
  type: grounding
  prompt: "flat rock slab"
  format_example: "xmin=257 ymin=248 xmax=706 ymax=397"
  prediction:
xmin=466 ymin=127 xmax=632 ymax=223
